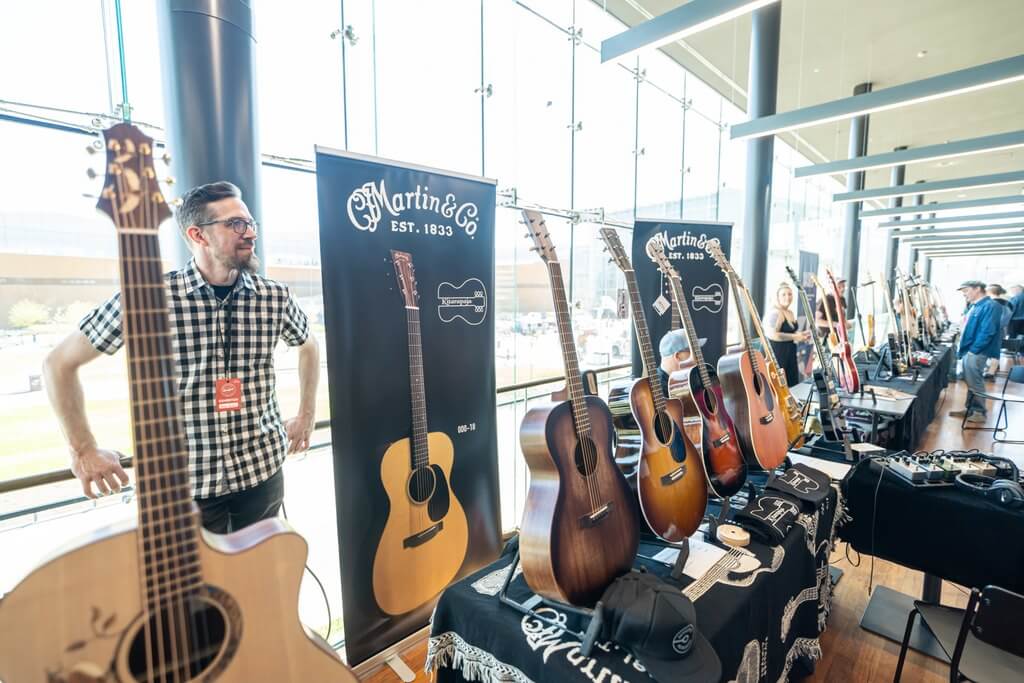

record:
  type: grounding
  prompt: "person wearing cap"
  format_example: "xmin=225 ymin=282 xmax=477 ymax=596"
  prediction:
xmin=1009 ymin=284 xmax=1024 ymax=338
xmin=658 ymin=329 xmax=705 ymax=396
xmin=763 ymin=282 xmax=811 ymax=387
xmin=984 ymin=284 xmax=1012 ymax=379
xmin=814 ymin=277 xmax=853 ymax=341
xmin=950 ymin=280 xmax=1002 ymax=423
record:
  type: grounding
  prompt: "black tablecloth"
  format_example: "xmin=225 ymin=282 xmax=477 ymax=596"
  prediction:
xmin=839 ymin=457 xmax=1024 ymax=593
xmin=854 ymin=344 xmax=953 ymax=451
xmin=427 ymin=488 xmax=841 ymax=683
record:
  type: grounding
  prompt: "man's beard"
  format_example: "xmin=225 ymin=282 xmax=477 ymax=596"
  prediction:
xmin=216 ymin=245 xmax=260 ymax=274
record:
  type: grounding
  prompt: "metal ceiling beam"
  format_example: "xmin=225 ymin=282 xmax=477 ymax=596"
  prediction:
xmin=918 ymin=243 xmax=1024 ymax=252
xmin=731 ymin=54 xmax=1024 ymax=140
xmin=833 ymin=170 xmax=1024 ymax=204
xmin=928 ymin=250 xmax=1024 ymax=258
xmin=860 ymin=194 xmax=1024 ymax=218
xmin=901 ymin=236 xmax=1024 ymax=247
xmin=877 ymin=210 xmax=1024 ymax=228
xmin=600 ymin=0 xmax=779 ymax=63
xmin=892 ymin=222 xmax=1024 ymax=238
xmin=795 ymin=130 xmax=1024 ymax=179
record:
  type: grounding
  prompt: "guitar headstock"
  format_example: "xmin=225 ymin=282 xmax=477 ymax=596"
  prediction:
xmin=599 ymin=227 xmax=631 ymax=272
xmin=95 ymin=123 xmax=171 ymax=232
xmin=645 ymin=235 xmax=677 ymax=280
xmin=522 ymin=210 xmax=557 ymax=263
xmin=824 ymin=268 xmax=842 ymax=294
xmin=391 ymin=250 xmax=419 ymax=308
xmin=784 ymin=265 xmax=801 ymax=289
xmin=704 ymin=239 xmax=733 ymax=278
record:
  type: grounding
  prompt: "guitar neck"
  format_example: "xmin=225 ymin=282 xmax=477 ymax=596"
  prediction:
xmin=120 ymin=231 xmax=201 ymax=606
xmin=669 ymin=283 xmax=682 ymax=331
xmin=623 ymin=268 xmax=667 ymax=411
xmin=667 ymin=273 xmax=712 ymax=386
xmin=406 ymin=306 xmax=430 ymax=468
xmin=724 ymin=271 xmax=760 ymax=371
xmin=741 ymin=284 xmax=781 ymax=371
xmin=547 ymin=262 xmax=591 ymax=435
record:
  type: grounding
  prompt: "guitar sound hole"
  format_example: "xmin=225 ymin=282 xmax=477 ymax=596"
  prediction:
xmin=407 ymin=466 xmax=436 ymax=504
xmin=126 ymin=594 xmax=231 ymax=682
xmin=652 ymin=411 xmax=673 ymax=445
xmin=573 ymin=436 xmax=599 ymax=477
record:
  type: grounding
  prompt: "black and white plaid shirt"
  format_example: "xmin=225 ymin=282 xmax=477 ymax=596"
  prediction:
xmin=79 ymin=258 xmax=310 ymax=498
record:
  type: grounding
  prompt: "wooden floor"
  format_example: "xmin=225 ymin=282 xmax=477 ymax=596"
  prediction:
xmin=362 ymin=374 xmax=1022 ymax=682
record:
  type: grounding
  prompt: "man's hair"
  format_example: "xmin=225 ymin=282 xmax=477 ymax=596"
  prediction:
xmin=176 ymin=181 xmax=242 ymax=238
xmin=988 ymin=283 xmax=1006 ymax=296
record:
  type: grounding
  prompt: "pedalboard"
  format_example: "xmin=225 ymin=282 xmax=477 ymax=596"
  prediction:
xmin=882 ymin=451 xmax=998 ymax=487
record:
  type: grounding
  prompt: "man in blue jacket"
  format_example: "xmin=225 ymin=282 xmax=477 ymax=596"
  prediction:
xmin=950 ymin=280 xmax=1002 ymax=423
xmin=1009 ymin=284 xmax=1024 ymax=338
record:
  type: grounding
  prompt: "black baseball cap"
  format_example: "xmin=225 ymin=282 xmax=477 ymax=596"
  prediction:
xmin=599 ymin=572 xmax=721 ymax=683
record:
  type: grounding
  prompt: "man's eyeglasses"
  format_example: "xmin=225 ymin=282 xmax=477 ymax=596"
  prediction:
xmin=197 ymin=217 xmax=259 ymax=235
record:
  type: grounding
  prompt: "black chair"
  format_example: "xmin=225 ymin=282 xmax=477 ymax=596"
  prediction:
xmin=961 ymin=366 xmax=1024 ymax=441
xmin=893 ymin=585 xmax=1024 ymax=683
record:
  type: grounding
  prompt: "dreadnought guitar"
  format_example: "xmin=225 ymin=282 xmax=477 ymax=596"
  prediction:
xmin=705 ymin=241 xmax=789 ymax=471
xmin=647 ymin=238 xmax=747 ymax=498
xmin=787 ymin=265 xmax=851 ymax=450
xmin=826 ymin=268 xmax=860 ymax=393
xmin=372 ymin=250 xmax=469 ymax=615
xmin=706 ymin=240 xmax=805 ymax=451
xmin=0 ymin=123 xmax=357 ymax=683
xmin=518 ymin=210 xmax=638 ymax=606
xmin=599 ymin=228 xmax=708 ymax=542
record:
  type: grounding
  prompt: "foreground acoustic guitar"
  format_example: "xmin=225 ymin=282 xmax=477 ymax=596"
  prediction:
xmin=518 ymin=210 xmax=638 ymax=606
xmin=648 ymin=239 xmax=747 ymax=499
xmin=600 ymin=228 xmax=707 ymax=542
xmin=0 ymin=123 xmax=356 ymax=683
xmin=372 ymin=250 xmax=469 ymax=615
xmin=706 ymin=241 xmax=788 ymax=470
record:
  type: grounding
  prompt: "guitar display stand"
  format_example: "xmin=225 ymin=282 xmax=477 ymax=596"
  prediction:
xmin=383 ymin=655 xmax=416 ymax=682
xmin=497 ymin=551 xmax=604 ymax=657
xmin=704 ymin=496 xmax=734 ymax=542
xmin=871 ymin=346 xmax=895 ymax=382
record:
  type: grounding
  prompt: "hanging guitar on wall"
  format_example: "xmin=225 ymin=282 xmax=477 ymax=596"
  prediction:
xmin=0 ymin=122 xmax=358 ymax=683
xmin=372 ymin=250 xmax=469 ymax=616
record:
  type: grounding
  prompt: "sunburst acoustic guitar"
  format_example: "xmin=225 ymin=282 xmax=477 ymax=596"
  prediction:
xmin=0 ymin=123 xmax=357 ymax=683
xmin=372 ymin=250 xmax=469 ymax=616
xmin=599 ymin=227 xmax=707 ymax=542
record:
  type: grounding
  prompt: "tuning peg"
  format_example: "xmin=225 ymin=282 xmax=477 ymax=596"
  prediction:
xmin=86 ymin=168 xmax=98 ymax=179
xmin=164 ymin=176 xmax=175 ymax=186
xmin=529 ymin=246 xmax=540 ymax=252
xmin=161 ymin=152 xmax=172 ymax=165
xmin=524 ymin=233 xmax=531 ymax=238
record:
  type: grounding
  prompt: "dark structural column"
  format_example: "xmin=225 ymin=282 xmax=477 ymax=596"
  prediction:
xmin=841 ymin=82 xmax=873 ymax=305
xmin=923 ymin=255 xmax=932 ymax=282
xmin=157 ymin=0 xmax=264 ymax=271
xmin=740 ymin=2 xmax=781 ymax=314
xmin=908 ymin=189 xmax=926 ymax=272
xmin=884 ymin=148 xmax=907 ymax=294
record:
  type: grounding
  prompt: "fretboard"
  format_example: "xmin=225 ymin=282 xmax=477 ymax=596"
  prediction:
xmin=119 ymin=231 xmax=200 ymax=609
xmin=667 ymin=273 xmax=712 ymax=387
xmin=547 ymin=262 xmax=591 ymax=436
xmin=669 ymin=281 xmax=682 ymax=331
xmin=623 ymin=268 xmax=667 ymax=412
xmin=725 ymin=273 xmax=761 ymax=374
xmin=406 ymin=307 xmax=430 ymax=469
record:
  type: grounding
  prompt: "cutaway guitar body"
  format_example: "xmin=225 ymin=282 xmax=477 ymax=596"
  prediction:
xmin=672 ymin=364 xmax=747 ymax=498
xmin=718 ymin=348 xmax=789 ymax=471
xmin=630 ymin=379 xmax=708 ymax=542
xmin=0 ymin=517 xmax=356 ymax=683
xmin=373 ymin=431 xmax=468 ymax=616
xmin=519 ymin=397 xmax=639 ymax=606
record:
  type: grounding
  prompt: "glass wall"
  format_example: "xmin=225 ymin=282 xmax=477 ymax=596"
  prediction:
xmin=1 ymin=0 xmax=860 ymax=643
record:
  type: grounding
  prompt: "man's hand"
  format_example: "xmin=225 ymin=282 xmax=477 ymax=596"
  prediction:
xmin=71 ymin=446 xmax=129 ymax=499
xmin=285 ymin=414 xmax=315 ymax=454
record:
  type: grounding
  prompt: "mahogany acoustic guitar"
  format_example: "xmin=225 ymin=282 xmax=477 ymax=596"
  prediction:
xmin=826 ymin=268 xmax=860 ymax=393
xmin=372 ymin=250 xmax=469 ymax=615
xmin=518 ymin=210 xmax=638 ymax=607
xmin=599 ymin=228 xmax=707 ymax=542
xmin=705 ymin=240 xmax=789 ymax=470
xmin=647 ymin=238 xmax=747 ymax=499
xmin=0 ymin=123 xmax=357 ymax=683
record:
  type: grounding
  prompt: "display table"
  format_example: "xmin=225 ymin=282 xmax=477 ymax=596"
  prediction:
xmin=427 ymin=488 xmax=841 ymax=682
xmin=792 ymin=344 xmax=953 ymax=451
xmin=839 ymin=456 xmax=1024 ymax=660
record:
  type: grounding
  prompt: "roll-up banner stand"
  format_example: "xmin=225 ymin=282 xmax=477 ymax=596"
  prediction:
xmin=630 ymin=220 xmax=733 ymax=378
xmin=315 ymin=148 xmax=501 ymax=665
xmin=797 ymin=250 xmax=820 ymax=380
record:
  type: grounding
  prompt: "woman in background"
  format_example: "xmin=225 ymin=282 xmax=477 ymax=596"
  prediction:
xmin=764 ymin=283 xmax=811 ymax=387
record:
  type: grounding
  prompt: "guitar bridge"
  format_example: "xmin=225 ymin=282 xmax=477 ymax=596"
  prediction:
xmin=579 ymin=502 xmax=613 ymax=528
xmin=660 ymin=465 xmax=687 ymax=486
xmin=403 ymin=521 xmax=444 ymax=548
xmin=759 ymin=413 xmax=774 ymax=425
xmin=712 ymin=433 xmax=731 ymax=447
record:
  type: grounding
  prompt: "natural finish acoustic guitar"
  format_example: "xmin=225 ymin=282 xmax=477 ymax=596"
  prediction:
xmin=647 ymin=238 xmax=747 ymax=498
xmin=0 ymin=123 xmax=357 ymax=683
xmin=705 ymin=241 xmax=789 ymax=470
xmin=599 ymin=228 xmax=707 ymax=542
xmin=372 ymin=250 xmax=469 ymax=616
xmin=518 ymin=210 xmax=638 ymax=607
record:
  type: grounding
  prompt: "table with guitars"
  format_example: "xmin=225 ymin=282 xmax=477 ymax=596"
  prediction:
xmin=425 ymin=487 xmax=842 ymax=683
xmin=792 ymin=343 xmax=954 ymax=451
